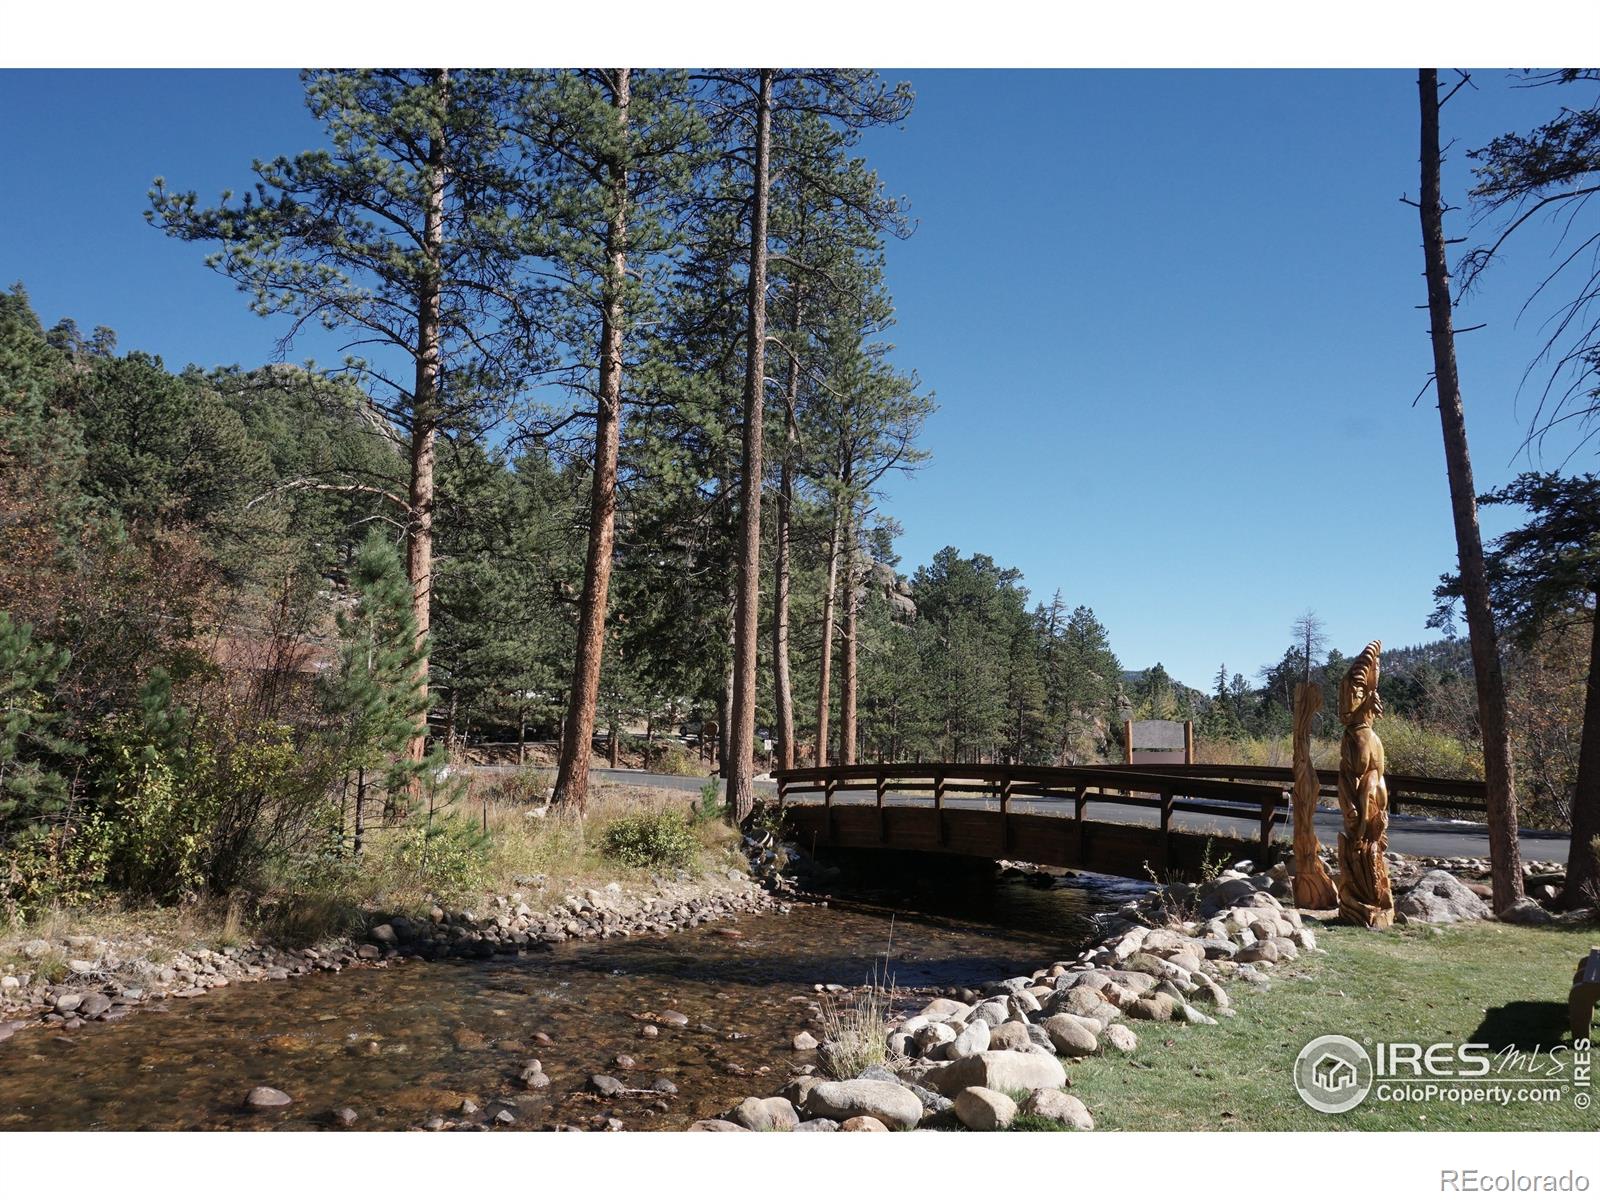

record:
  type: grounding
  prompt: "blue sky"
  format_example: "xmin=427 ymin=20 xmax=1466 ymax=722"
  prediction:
xmin=1 ymin=68 xmax=1592 ymax=689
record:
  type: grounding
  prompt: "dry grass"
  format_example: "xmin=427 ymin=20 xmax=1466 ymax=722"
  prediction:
xmin=817 ymin=961 xmax=904 ymax=1080
xmin=3 ymin=782 xmax=743 ymax=959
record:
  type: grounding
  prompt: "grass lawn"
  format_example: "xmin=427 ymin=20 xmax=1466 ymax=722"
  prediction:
xmin=1028 ymin=921 xmax=1599 ymax=1131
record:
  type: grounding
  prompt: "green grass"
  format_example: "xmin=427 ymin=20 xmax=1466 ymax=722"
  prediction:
xmin=1028 ymin=921 xmax=1598 ymax=1131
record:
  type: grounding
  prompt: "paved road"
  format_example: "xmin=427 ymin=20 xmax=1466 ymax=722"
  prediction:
xmin=476 ymin=766 xmax=1569 ymax=865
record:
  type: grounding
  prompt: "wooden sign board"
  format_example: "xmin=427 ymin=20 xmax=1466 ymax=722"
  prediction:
xmin=1124 ymin=718 xmax=1195 ymax=766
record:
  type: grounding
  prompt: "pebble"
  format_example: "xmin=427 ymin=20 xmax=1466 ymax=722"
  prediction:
xmin=245 ymin=1086 xmax=293 ymax=1109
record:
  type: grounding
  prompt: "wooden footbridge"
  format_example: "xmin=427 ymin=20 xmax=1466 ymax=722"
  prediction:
xmin=774 ymin=762 xmax=1487 ymax=880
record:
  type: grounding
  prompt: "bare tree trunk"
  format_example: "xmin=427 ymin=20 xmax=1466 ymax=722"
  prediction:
xmin=609 ymin=712 xmax=621 ymax=769
xmin=839 ymin=504 xmax=859 ymax=766
xmin=814 ymin=505 xmax=842 ymax=767
xmin=727 ymin=69 xmax=773 ymax=825
xmin=771 ymin=278 xmax=805 ymax=774
xmin=1562 ymin=596 xmax=1600 ymax=907
xmin=517 ymin=706 xmax=527 ymax=765
xmin=353 ymin=766 xmax=366 ymax=857
xmin=406 ymin=67 xmax=449 ymax=774
xmin=553 ymin=69 xmax=632 ymax=815
xmin=1418 ymin=68 xmax=1524 ymax=911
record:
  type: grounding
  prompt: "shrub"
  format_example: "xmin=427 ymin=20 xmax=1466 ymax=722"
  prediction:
xmin=647 ymin=741 xmax=701 ymax=777
xmin=691 ymin=780 xmax=725 ymax=826
xmin=391 ymin=811 xmax=490 ymax=903
xmin=599 ymin=809 xmax=698 ymax=871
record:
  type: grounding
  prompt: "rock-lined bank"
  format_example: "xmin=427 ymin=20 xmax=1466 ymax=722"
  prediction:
xmin=0 ymin=870 xmax=780 ymax=1044
xmin=699 ymin=863 xmax=1316 ymax=1131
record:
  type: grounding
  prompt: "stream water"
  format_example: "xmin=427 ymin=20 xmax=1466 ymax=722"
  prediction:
xmin=0 ymin=870 xmax=1147 ymax=1131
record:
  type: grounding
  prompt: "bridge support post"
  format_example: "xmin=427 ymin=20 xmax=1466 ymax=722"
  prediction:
xmin=934 ymin=772 xmax=946 ymax=847
xmin=1000 ymin=778 xmax=1013 ymax=856
xmin=1159 ymin=787 xmax=1174 ymax=877
xmin=876 ymin=770 xmax=887 ymax=843
xmin=1071 ymin=784 xmax=1087 ymax=865
xmin=824 ymin=777 xmax=835 ymax=844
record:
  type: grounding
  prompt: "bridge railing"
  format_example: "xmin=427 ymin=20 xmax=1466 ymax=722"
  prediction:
xmin=773 ymin=761 xmax=1293 ymax=851
xmin=1090 ymin=762 xmax=1488 ymax=817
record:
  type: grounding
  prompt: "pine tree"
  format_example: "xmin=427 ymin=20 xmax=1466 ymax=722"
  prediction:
xmin=150 ymin=69 xmax=548 ymax=770
xmin=322 ymin=532 xmax=430 ymax=854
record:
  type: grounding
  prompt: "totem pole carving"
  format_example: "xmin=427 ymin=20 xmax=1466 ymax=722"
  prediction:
xmin=1336 ymin=640 xmax=1395 ymax=928
xmin=1291 ymin=681 xmax=1339 ymax=909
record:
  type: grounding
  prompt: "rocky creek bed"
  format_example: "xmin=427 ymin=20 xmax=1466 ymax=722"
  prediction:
xmin=0 ymin=866 xmax=1141 ymax=1130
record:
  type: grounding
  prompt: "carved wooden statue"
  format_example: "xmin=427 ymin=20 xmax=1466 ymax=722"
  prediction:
xmin=1291 ymin=681 xmax=1339 ymax=909
xmin=1336 ymin=640 xmax=1395 ymax=928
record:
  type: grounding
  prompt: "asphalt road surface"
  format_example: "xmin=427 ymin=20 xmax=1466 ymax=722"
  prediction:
xmin=479 ymin=766 xmax=1569 ymax=865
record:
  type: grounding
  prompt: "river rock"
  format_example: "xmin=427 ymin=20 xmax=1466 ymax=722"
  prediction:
xmin=987 ymin=1020 xmax=1033 ymax=1052
xmin=659 ymin=1010 xmax=690 ymax=1026
xmin=791 ymin=1079 xmax=922 ymax=1130
xmin=688 ymin=1119 xmax=745 ymax=1131
xmin=954 ymin=1085 xmax=1017 ymax=1131
xmin=795 ymin=1118 xmax=839 ymax=1131
xmin=333 ymin=1107 xmax=358 ymax=1127
xmin=730 ymin=1096 xmax=799 ymax=1131
xmin=971 ymin=999 xmax=1010 ymax=1027
xmin=904 ymin=1080 xmax=954 ymax=1115
xmin=246 ymin=1086 xmax=293 ymax=1109
xmin=78 ymin=993 xmax=111 ymax=1019
xmin=792 ymin=1030 xmax=818 ymax=1051
xmin=1103 ymin=1022 xmax=1139 ymax=1053
xmin=588 ymin=1074 xmax=626 ymax=1097
xmin=1024 ymin=1087 xmax=1094 ymax=1130
xmin=1041 ymin=1013 xmax=1098 ymax=1056
xmin=930 ymin=1050 xmax=1068 ymax=1097
xmin=949 ymin=1018 xmax=991 ymax=1059
xmin=53 ymin=993 xmax=83 ymax=1015
xmin=1127 ymin=993 xmax=1176 ymax=1021
xmin=919 ymin=996 xmax=972 ymax=1022
xmin=840 ymin=1115 xmax=890 ymax=1132
xmin=1396 ymin=870 xmax=1492 ymax=924
xmin=1236 ymin=940 xmax=1280 ymax=964
xmin=1497 ymin=898 xmax=1555 ymax=926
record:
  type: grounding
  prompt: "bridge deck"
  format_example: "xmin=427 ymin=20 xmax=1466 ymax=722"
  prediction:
xmin=774 ymin=762 xmax=1489 ymax=880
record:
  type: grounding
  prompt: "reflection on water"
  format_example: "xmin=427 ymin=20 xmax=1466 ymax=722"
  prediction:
xmin=0 ymin=871 xmax=1146 ymax=1131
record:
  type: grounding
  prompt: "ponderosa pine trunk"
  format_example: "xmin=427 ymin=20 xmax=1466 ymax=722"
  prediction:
xmin=1418 ymin=68 xmax=1524 ymax=911
xmin=727 ymin=69 xmax=773 ymax=825
xmin=839 ymin=504 xmax=859 ymax=766
xmin=406 ymin=68 xmax=449 ymax=774
xmin=553 ymin=68 xmax=632 ymax=814
xmin=814 ymin=506 xmax=842 ymax=767
xmin=1562 ymin=594 xmax=1600 ymax=907
xmin=771 ymin=275 xmax=805 ymax=774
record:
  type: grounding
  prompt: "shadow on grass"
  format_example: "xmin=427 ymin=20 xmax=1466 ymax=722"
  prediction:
xmin=1469 ymin=1000 xmax=1572 ymax=1051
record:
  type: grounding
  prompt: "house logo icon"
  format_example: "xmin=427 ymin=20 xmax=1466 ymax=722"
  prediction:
xmin=1294 ymin=1035 xmax=1373 ymax=1114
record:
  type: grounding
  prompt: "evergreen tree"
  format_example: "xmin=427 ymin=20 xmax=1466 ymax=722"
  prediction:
xmin=322 ymin=532 xmax=429 ymax=854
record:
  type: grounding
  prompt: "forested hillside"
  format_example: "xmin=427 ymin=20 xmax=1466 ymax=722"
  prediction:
xmin=0 ymin=72 xmax=1128 ymax=921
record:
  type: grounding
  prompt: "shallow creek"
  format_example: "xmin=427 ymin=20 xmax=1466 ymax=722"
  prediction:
xmin=0 ymin=871 xmax=1146 ymax=1131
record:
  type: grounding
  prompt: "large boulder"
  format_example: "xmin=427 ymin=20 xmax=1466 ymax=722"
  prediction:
xmin=1396 ymin=870 xmax=1492 ymax=924
xmin=793 ymin=1079 xmax=922 ymax=1130
xmin=929 ymin=1050 xmax=1068 ymax=1098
